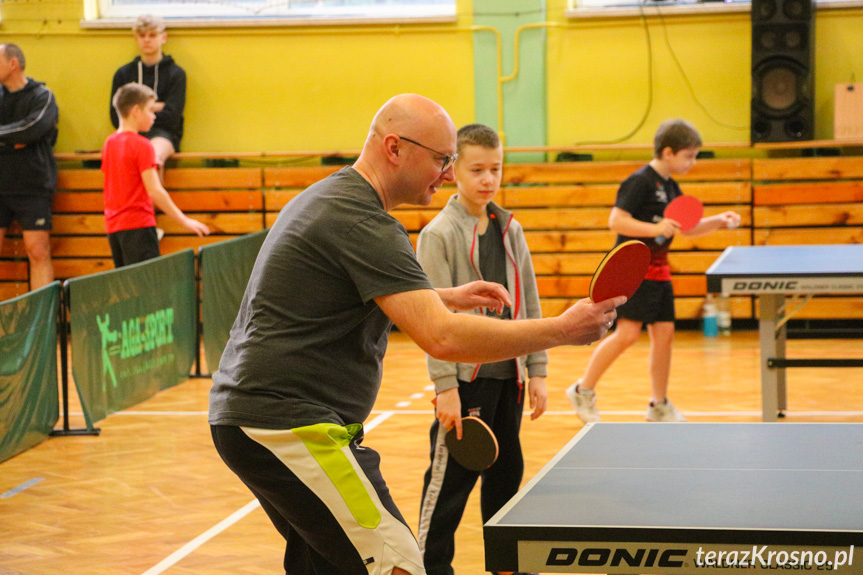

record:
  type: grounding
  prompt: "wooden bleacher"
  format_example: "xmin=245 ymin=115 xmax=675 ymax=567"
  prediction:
xmin=259 ymin=159 xmax=753 ymax=320
xmin=0 ymin=167 xmax=266 ymax=301
xmin=2 ymin=151 xmax=862 ymax=322
xmin=497 ymin=160 xmax=753 ymax=320
xmin=752 ymin=155 xmax=863 ymax=320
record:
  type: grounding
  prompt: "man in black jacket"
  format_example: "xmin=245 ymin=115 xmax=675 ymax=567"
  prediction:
xmin=0 ymin=43 xmax=59 ymax=291
xmin=110 ymin=14 xmax=186 ymax=179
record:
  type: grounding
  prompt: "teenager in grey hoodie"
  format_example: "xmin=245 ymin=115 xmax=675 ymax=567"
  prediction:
xmin=416 ymin=124 xmax=546 ymax=575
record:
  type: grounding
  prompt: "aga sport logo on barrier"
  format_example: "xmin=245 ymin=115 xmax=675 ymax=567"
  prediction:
xmin=96 ymin=307 xmax=177 ymax=389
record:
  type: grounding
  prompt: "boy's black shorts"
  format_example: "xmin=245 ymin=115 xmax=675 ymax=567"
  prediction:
xmin=146 ymin=128 xmax=181 ymax=153
xmin=107 ymin=227 xmax=160 ymax=268
xmin=0 ymin=192 xmax=54 ymax=230
xmin=616 ymin=279 xmax=676 ymax=324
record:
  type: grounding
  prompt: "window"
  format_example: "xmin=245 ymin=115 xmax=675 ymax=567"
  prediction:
xmin=568 ymin=0 xmax=861 ymax=13
xmin=87 ymin=0 xmax=456 ymax=25
xmin=570 ymin=0 xmax=748 ymax=11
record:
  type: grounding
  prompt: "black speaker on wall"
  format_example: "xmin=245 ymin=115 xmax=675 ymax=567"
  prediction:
xmin=751 ymin=0 xmax=815 ymax=142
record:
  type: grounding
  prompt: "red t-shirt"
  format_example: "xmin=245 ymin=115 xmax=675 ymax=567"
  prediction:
xmin=101 ymin=131 xmax=158 ymax=234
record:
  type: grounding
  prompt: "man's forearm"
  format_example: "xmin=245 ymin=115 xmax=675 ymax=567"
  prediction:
xmin=428 ymin=311 xmax=567 ymax=364
xmin=377 ymin=288 xmax=619 ymax=366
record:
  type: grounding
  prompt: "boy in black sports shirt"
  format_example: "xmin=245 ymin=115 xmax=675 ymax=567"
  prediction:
xmin=567 ymin=119 xmax=741 ymax=423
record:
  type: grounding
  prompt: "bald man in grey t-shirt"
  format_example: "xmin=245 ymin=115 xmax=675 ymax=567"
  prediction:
xmin=209 ymin=94 xmax=624 ymax=575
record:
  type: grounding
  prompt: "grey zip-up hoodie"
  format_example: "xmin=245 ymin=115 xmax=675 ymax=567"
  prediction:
xmin=416 ymin=195 xmax=548 ymax=394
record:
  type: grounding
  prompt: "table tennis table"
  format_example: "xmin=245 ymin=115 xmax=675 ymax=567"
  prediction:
xmin=484 ymin=422 xmax=863 ymax=574
xmin=705 ymin=245 xmax=863 ymax=421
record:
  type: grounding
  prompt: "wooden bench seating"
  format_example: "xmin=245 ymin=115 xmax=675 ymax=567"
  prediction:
xmin=3 ymin=153 xmax=862 ymax=322
xmin=0 ymin=167 xmax=266 ymax=301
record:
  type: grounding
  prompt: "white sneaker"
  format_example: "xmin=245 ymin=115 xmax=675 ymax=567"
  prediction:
xmin=566 ymin=381 xmax=601 ymax=423
xmin=646 ymin=398 xmax=687 ymax=422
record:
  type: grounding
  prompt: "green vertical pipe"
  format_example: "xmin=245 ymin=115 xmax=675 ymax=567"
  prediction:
xmin=472 ymin=0 xmax=547 ymax=162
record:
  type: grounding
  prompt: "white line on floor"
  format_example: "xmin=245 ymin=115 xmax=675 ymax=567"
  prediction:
xmin=1 ymin=477 xmax=44 ymax=499
xmin=140 ymin=499 xmax=261 ymax=575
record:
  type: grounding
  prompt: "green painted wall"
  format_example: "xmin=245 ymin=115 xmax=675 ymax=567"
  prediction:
xmin=471 ymin=0 xmax=547 ymax=160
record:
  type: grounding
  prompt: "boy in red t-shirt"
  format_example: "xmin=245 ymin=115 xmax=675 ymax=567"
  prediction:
xmin=102 ymin=82 xmax=208 ymax=268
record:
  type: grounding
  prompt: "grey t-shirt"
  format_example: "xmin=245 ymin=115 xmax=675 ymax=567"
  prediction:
xmin=209 ymin=167 xmax=432 ymax=429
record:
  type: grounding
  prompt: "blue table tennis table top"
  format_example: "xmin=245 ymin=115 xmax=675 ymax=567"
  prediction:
xmin=484 ymin=422 xmax=863 ymax=574
xmin=706 ymin=245 xmax=863 ymax=294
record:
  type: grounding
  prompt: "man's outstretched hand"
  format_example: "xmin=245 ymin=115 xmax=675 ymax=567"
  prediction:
xmin=437 ymin=281 xmax=512 ymax=314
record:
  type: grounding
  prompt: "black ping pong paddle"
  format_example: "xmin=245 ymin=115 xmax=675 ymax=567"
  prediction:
xmin=445 ymin=416 xmax=499 ymax=472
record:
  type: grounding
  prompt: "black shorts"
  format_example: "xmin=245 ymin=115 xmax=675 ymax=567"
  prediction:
xmin=0 ymin=192 xmax=53 ymax=230
xmin=107 ymin=227 xmax=160 ymax=268
xmin=616 ymin=279 xmax=676 ymax=324
xmin=145 ymin=128 xmax=180 ymax=153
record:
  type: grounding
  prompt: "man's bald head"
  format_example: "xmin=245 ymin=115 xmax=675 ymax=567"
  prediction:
xmin=0 ymin=44 xmax=27 ymax=90
xmin=0 ymin=44 xmax=25 ymax=69
xmin=369 ymin=93 xmax=454 ymax=142
xmin=354 ymin=94 xmax=457 ymax=210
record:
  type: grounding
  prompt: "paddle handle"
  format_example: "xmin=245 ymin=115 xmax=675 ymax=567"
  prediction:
xmin=656 ymin=234 xmax=669 ymax=245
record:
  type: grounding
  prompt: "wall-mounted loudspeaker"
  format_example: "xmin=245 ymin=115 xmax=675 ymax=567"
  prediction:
xmin=750 ymin=0 xmax=815 ymax=143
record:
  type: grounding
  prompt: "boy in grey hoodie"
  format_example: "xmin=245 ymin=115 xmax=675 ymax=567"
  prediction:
xmin=416 ymin=124 xmax=546 ymax=575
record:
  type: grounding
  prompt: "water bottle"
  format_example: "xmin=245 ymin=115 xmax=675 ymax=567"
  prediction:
xmin=703 ymin=294 xmax=718 ymax=338
xmin=717 ymin=295 xmax=732 ymax=336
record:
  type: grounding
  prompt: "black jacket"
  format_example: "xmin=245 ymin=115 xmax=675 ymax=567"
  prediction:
xmin=0 ymin=78 xmax=59 ymax=193
xmin=110 ymin=55 xmax=186 ymax=148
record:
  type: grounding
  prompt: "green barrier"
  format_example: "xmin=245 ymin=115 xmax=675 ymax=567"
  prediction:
xmin=67 ymin=250 xmax=197 ymax=429
xmin=199 ymin=229 xmax=268 ymax=374
xmin=0 ymin=282 xmax=60 ymax=463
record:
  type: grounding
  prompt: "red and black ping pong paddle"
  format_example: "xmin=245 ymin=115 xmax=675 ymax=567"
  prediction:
xmin=445 ymin=416 xmax=499 ymax=472
xmin=657 ymin=195 xmax=703 ymax=245
xmin=589 ymin=240 xmax=651 ymax=303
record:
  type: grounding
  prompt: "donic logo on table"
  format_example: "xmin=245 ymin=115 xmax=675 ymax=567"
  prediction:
xmin=733 ymin=280 xmax=799 ymax=291
xmin=545 ymin=547 xmax=687 ymax=568
xmin=96 ymin=308 xmax=175 ymax=390
xmin=537 ymin=544 xmax=858 ymax=572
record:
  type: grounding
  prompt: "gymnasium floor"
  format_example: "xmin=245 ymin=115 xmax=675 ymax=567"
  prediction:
xmin=1 ymin=329 xmax=861 ymax=574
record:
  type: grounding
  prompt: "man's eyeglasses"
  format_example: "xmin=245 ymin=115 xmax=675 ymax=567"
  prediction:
xmin=398 ymin=135 xmax=458 ymax=173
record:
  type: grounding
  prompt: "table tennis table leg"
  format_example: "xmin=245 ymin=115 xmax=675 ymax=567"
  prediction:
xmin=759 ymin=294 xmax=787 ymax=422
